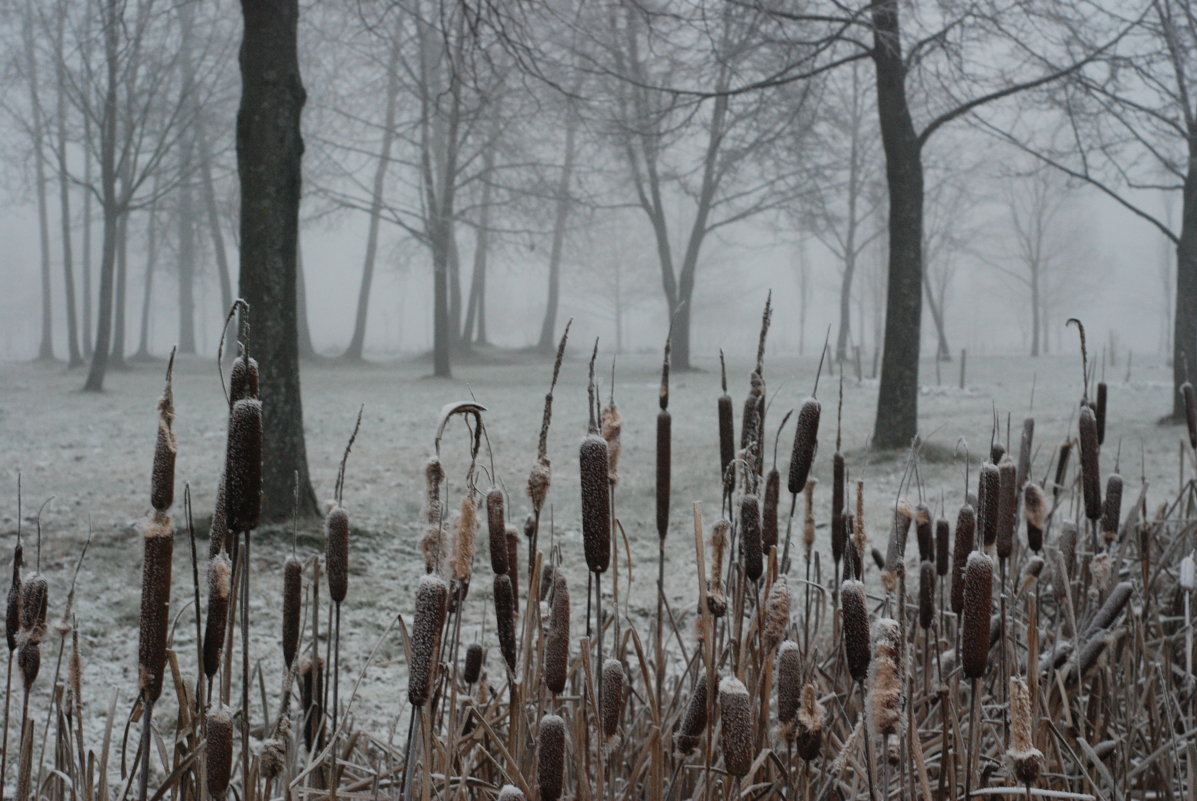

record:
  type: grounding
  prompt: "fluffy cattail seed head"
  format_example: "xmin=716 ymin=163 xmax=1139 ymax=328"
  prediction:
xmin=19 ymin=572 xmax=45 ymax=645
xmin=203 ymin=555 xmax=231 ymax=679
xmin=795 ymin=683 xmax=824 ymax=762
xmin=741 ymin=494 xmax=763 ymax=582
xmin=719 ymin=677 xmax=753 ymax=777
xmin=763 ymin=469 xmax=780 ymax=551
xmin=762 ymin=575 xmax=791 ymax=652
xmin=883 ymin=500 xmax=914 ymax=589
xmin=325 ymin=504 xmax=349 ymax=604
xmin=544 ymin=572 xmax=569 ymax=695
xmin=996 ymin=458 xmax=1018 ymax=560
xmin=1079 ymin=405 xmax=1102 ymax=521
xmin=1017 ymin=417 xmax=1035 ymax=490
xmin=841 ymin=580 xmax=871 ymax=683
xmin=602 ymin=403 xmax=622 ymax=485
xmin=451 ymin=494 xmax=477 ymax=585
xmin=707 ymin=519 xmax=730 ymax=617
xmin=150 ymin=371 xmax=176 ymax=513
xmin=537 ymin=714 xmax=566 ymax=801
xmin=224 ymin=399 xmax=262 ymax=532
xmin=951 ymin=504 xmax=976 ymax=615
xmin=206 ymin=705 xmax=234 ymax=799
xmin=1023 ymin=483 xmax=1046 ymax=553
xmin=867 ymin=618 xmax=904 ymax=737
xmin=282 ymin=555 xmax=302 ymax=670
xmin=962 ymin=552 xmax=994 ymax=679
xmin=788 ymin=399 xmax=821 ymax=495
xmin=777 ymin=640 xmax=801 ymax=734
xmin=138 ymin=515 xmax=173 ymax=702
xmin=1102 ymin=473 xmax=1123 ymax=543
xmin=601 ymin=658 xmax=624 ymax=744
xmin=463 ymin=642 xmax=483 ymax=685
xmin=1007 ymin=676 xmax=1043 ymax=786
xmin=498 ymin=786 xmax=527 ymax=801
xmin=918 ymin=561 xmax=935 ymax=630
xmin=978 ymin=462 xmax=999 ymax=550
xmin=408 ymin=575 xmax=449 ymax=707
xmin=486 ymin=489 xmax=507 ymax=574
xmin=935 ymin=519 xmax=950 ymax=577
xmin=580 ymin=433 xmax=611 ymax=573
xmin=675 ymin=673 xmax=709 ymax=755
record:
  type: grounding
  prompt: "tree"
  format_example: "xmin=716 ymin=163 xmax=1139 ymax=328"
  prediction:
xmin=237 ymin=0 xmax=317 ymax=519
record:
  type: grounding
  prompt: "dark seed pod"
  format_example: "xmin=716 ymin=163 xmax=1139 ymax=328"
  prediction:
xmin=656 ymin=410 xmax=672 ymax=541
xmin=841 ymin=580 xmax=871 ymax=683
xmin=282 ymin=556 xmax=302 ymax=670
xmin=915 ymin=503 xmax=933 ymax=562
xmin=1085 ymin=581 xmax=1133 ymax=637
xmin=5 ymin=542 xmax=20 ymax=653
xmin=463 ymin=643 xmax=483 ymax=685
xmin=1101 ymin=473 xmax=1123 ymax=543
xmin=788 ymin=399 xmax=821 ymax=495
xmin=580 ymin=433 xmax=611 ymax=574
xmin=831 ymin=452 xmax=846 ymax=565
xmin=674 ymin=672 xmax=709 ymax=755
xmin=777 ymin=641 xmax=801 ymax=731
xmin=1095 ymin=382 xmax=1108 ymax=446
xmin=138 ymin=515 xmax=173 ymax=702
xmin=208 ymin=477 xmax=228 ymax=558
xmin=203 ymin=555 xmax=232 ymax=679
xmin=494 ymin=574 xmax=517 ymax=672
xmin=990 ymin=443 xmax=1006 ymax=464
xmin=505 ymin=526 xmax=520 ymax=602
xmin=325 ymin=505 xmax=349 ymax=604
xmin=935 ymin=519 xmax=950 ymax=577
xmin=1078 ymin=405 xmax=1102 ymax=522
xmin=150 ymin=372 xmax=176 ymax=513
xmin=978 ymin=462 xmax=1000 ymax=550
xmin=486 ymin=488 xmax=507 ymax=575
xmin=961 ymin=552 xmax=994 ymax=680
xmin=224 ymin=399 xmax=262 ymax=532
xmin=544 ymin=572 xmax=569 ymax=694
xmin=18 ymin=641 xmax=39 ymax=691
xmin=1017 ymin=417 xmax=1034 ymax=490
xmin=206 ymin=705 xmax=233 ymax=799
xmin=871 ymin=547 xmax=886 ymax=572
xmin=919 ymin=561 xmax=935 ymax=630
xmin=408 ymin=575 xmax=449 ymax=707
xmin=843 ymin=519 xmax=861 ymax=580
xmin=794 ymin=683 xmax=824 ymax=762
xmin=20 ymin=574 xmax=47 ymax=642
xmin=537 ymin=714 xmax=566 ymax=801
xmin=1184 ymin=382 xmax=1197 ymax=450
xmin=719 ymin=392 xmax=736 ymax=492
xmin=762 ymin=469 xmax=780 ymax=551
xmin=996 ymin=459 xmax=1018 ymax=561
xmin=1023 ymin=483 xmax=1046 ymax=553
xmin=740 ymin=494 xmax=763 ymax=582
xmin=601 ymin=658 xmax=624 ymax=742
xmin=1053 ymin=440 xmax=1073 ymax=501
xmin=229 ymin=354 xmax=259 ymax=404
xmin=719 ymin=677 xmax=754 ymax=777
xmin=951 ymin=504 xmax=976 ymax=615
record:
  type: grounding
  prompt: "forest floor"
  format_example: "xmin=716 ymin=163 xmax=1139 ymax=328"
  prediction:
xmin=0 ymin=346 xmax=1189 ymax=749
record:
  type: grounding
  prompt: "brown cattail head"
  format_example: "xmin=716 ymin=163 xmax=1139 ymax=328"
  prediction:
xmin=544 ymin=572 xmax=570 ymax=695
xmin=18 ymin=640 xmax=39 ymax=692
xmin=1095 ymin=382 xmax=1108 ymax=446
xmin=6 ymin=543 xmax=22 ymax=653
xmin=1184 ymin=382 xmax=1197 ymax=449
xmin=719 ymin=676 xmax=753 ymax=777
xmin=601 ymin=658 xmax=625 ymax=744
xmin=978 ymin=462 xmax=999 ymax=550
xmin=935 ymin=519 xmax=950 ymax=576
xmin=795 ymin=683 xmax=824 ymax=762
xmin=762 ymin=575 xmax=791 ymax=652
xmin=1007 ymin=676 xmax=1043 ymax=786
xmin=325 ymin=504 xmax=349 ymax=604
xmin=657 ymin=410 xmax=671 ymax=540
xmin=1079 ymin=405 xmax=1102 ymax=521
xmin=493 ymin=573 xmax=517 ymax=671
xmin=602 ymin=402 xmax=622 ymax=485
xmin=1017 ymin=417 xmax=1035 ymax=490
xmin=1023 ymin=483 xmax=1046 ymax=553
xmin=951 ymin=504 xmax=976 ymax=615
xmin=802 ymin=479 xmax=817 ymax=553
xmin=19 ymin=573 xmax=47 ymax=645
xmin=224 ymin=398 xmax=262 ymax=532
xmin=763 ymin=468 xmax=780 ymax=551
xmin=915 ymin=503 xmax=933 ymax=562
xmin=408 ymin=574 xmax=449 ymax=707
xmin=788 ymin=398 xmax=821 ymax=495
xmin=991 ymin=443 xmax=1006 ymax=463
xmin=537 ymin=714 xmax=566 ymax=801
xmin=961 ymin=552 xmax=994 ymax=680
xmin=486 ymin=488 xmax=507 ymax=574
xmin=918 ymin=561 xmax=935 ymax=630
xmin=996 ymin=458 xmax=1018 ymax=561
xmin=719 ymin=390 xmax=736 ymax=492
xmin=150 ymin=361 xmax=176 ymax=513
xmin=707 ymin=520 xmax=730 ymax=616
xmin=777 ymin=640 xmax=801 ymax=734
xmin=203 ymin=554 xmax=232 ymax=679
xmin=841 ymin=580 xmax=871 ymax=683
xmin=831 ymin=452 xmax=846 ymax=565
xmin=282 ymin=555 xmax=302 ymax=670
xmin=138 ymin=515 xmax=173 ymax=702
xmin=675 ymin=672 xmax=709 ymax=755
xmin=208 ymin=476 xmax=228 ymax=558
xmin=206 ymin=704 xmax=234 ymax=799
xmin=580 ymin=433 xmax=611 ymax=574
xmin=741 ymin=373 xmax=765 ymax=471
xmin=740 ymin=494 xmax=763 ymax=582
xmin=505 ymin=526 xmax=521 ymax=601
xmin=1101 ymin=473 xmax=1123 ymax=543
xmin=1053 ymin=439 xmax=1073 ymax=500
xmin=229 ymin=353 xmax=259 ymax=405
xmin=463 ymin=642 xmax=483 ymax=685
xmin=450 ymin=494 xmax=477 ymax=586
xmin=883 ymin=500 xmax=914 ymax=589
xmin=867 ymin=618 xmax=904 ymax=737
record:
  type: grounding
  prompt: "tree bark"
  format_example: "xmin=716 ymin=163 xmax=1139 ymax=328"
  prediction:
xmin=870 ymin=0 xmax=924 ymax=449
xmin=296 ymin=242 xmax=316 ymax=360
xmin=134 ymin=195 xmax=158 ymax=359
xmin=177 ymin=152 xmax=198 ymax=354
xmin=1173 ymin=156 xmax=1197 ymax=420
xmin=236 ymin=0 xmax=317 ymax=520
xmin=110 ymin=204 xmax=129 ymax=366
xmin=1029 ymin=259 xmax=1041 ymax=357
xmin=462 ymin=144 xmax=494 ymax=346
xmin=82 ymin=117 xmax=94 ymax=358
xmin=52 ymin=5 xmax=81 ymax=367
xmin=537 ymin=97 xmax=578 ymax=352
xmin=921 ymin=269 xmax=950 ymax=361
xmin=25 ymin=0 xmax=54 ymax=362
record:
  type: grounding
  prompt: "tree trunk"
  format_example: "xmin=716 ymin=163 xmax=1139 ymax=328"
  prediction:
xmin=431 ymin=221 xmax=452 ymax=376
xmin=462 ymin=146 xmax=494 ymax=346
xmin=110 ymin=206 xmax=129 ymax=366
xmin=196 ymin=117 xmax=233 ymax=315
xmin=836 ymin=253 xmax=856 ymax=363
xmin=1172 ymin=157 xmax=1197 ymax=421
xmin=53 ymin=8 xmax=81 ymax=367
xmin=1029 ymin=260 xmax=1041 ymax=357
xmin=236 ymin=0 xmax=317 ymax=520
xmin=870 ymin=0 xmax=924 ymax=449
xmin=537 ymin=97 xmax=579 ymax=352
xmin=82 ymin=117 xmax=94 ymax=358
xmin=134 ymin=196 xmax=158 ymax=359
xmin=25 ymin=0 xmax=54 ymax=362
xmin=296 ymin=242 xmax=316 ymax=359
xmin=922 ymin=270 xmax=950 ymax=361
xmin=177 ymin=151 xmax=198 ymax=355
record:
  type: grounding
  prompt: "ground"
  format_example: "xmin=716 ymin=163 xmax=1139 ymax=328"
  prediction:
xmin=0 ymin=347 xmax=1187 ymax=755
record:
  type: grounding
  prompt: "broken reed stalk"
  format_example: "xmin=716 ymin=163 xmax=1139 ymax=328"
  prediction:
xmin=528 ymin=321 xmax=571 ymax=588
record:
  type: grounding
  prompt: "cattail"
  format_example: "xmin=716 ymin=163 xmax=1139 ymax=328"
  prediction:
xmin=1071 ymin=630 xmax=1110 ymax=684
xmin=18 ymin=642 xmax=40 ymax=694
xmin=1058 ymin=522 xmax=1078 ymax=579
xmin=674 ymin=673 xmax=708 ymax=755
xmin=1053 ymin=440 xmax=1072 ymax=500
xmin=1023 ymin=483 xmax=1046 ymax=553
xmin=544 ymin=572 xmax=569 ymax=694
xmin=224 ymin=398 xmax=262 ymax=532
xmin=871 ymin=547 xmax=885 ymax=572
xmin=741 ymin=372 xmax=765 ymax=472
xmin=207 ymin=705 xmax=233 ymax=799
xmin=831 ymin=452 xmax=846 ymax=566
xmin=935 ymin=519 xmax=950 ymax=577
xmin=494 ymin=574 xmax=517 ymax=671
xmin=505 ymin=526 xmax=520 ymax=602
xmin=421 ymin=457 xmax=445 ymax=574
xmin=718 ymin=355 xmax=736 ymax=492
xmin=150 ymin=361 xmax=176 ymax=513
xmin=740 ymin=494 xmax=763 ymax=582
xmin=537 ymin=714 xmax=566 ymax=801
xmin=19 ymin=574 xmax=47 ymax=645
xmin=991 ymin=442 xmax=1006 ymax=463
xmin=918 ymin=561 xmax=935 ymax=630
xmin=497 ymin=786 xmax=527 ymax=801
xmin=996 ymin=458 xmax=1018 ymax=561
xmin=1095 ymin=381 xmax=1108 ymax=445
xmin=1019 ymin=557 xmax=1045 ymax=597
xmin=842 ymin=516 xmax=861 ymax=579
xmin=326 ymin=504 xmax=349 ymax=604
xmin=1017 ymin=417 xmax=1034 ymax=490
xmin=657 ymin=410 xmax=671 ymax=540
xmin=601 ymin=658 xmax=624 ymax=744
xmin=961 ymin=552 xmax=994 ymax=679
xmin=260 ymin=730 xmax=287 ymax=781
xmin=1102 ymin=473 xmax=1123 ymax=543
xmin=282 ymin=555 xmax=301 ymax=670
xmin=788 ymin=398 xmax=821 ymax=495
xmin=915 ymin=503 xmax=933 ymax=562
xmin=719 ymin=676 xmax=753 ymax=777
xmin=762 ymin=575 xmax=791 ymax=652
xmin=795 ymin=683 xmax=824 ymax=762
xmin=138 ymin=515 xmax=173 ymax=702
xmin=451 ymin=494 xmax=477 ymax=585
xmin=6 ymin=542 xmax=21 ymax=653
xmin=707 ymin=520 xmax=730 ymax=616
xmin=1079 ymin=405 xmax=1102 ymax=521
xmin=300 ymin=657 xmax=324 ymax=751
xmin=841 ymin=580 xmax=871 ymax=682
xmin=203 ymin=554 xmax=231 ymax=678
xmin=602 ymin=402 xmax=622 ymax=485
xmin=777 ymin=640 xmax=801 ymax=734
xmin=883 ymin=501 xmax=913 ymax=589
xmin=1007 ymin=676 xmax=1043 ymax=785
xmin=1086 ymin=581 xmax=1132 ymax=636
xmin=978 ymin=462 xmax=999 ymax=550
xmin=463 ymin=642 xmax=483 ymax=685
xmin=486 ymin=488 xmax=507 ymax=575
xmin=580 ymin=432 xmax=611 ymax=574
xmin=867 ymin=618 xmax=903 ymax=737
xmin=1091 ymin=553 xmax=1112 ymax=598
xmin=802 ymin=479 xmax=817 ymax=553
xmin=1183 ymin=382 xmax=1197 ymax=449
xmin=208 ymin=477 xmax=228 ymax=558
xmin=229 ymin=353 xmax=259 ymax=404
xmin=408 ymin=574 xmax=449 ymax=707
xmin=762 ymin=469 xmax=780 ymax=551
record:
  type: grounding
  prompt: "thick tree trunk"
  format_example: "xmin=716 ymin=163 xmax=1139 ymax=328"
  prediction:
xmin=236 ymin=0 xmax=317 ymax=520
xmin=537 ymin=98 xmax=579 ymax=352
xmin=134 ymin=198 xmax=158 ymax=359
xmin=25 ymin=1 xmax=54 ymax=362
xmin=871 ymin=0 xmax=924 ymax=449
xmin=1172 ymin=159 xmax=1197 ymax=420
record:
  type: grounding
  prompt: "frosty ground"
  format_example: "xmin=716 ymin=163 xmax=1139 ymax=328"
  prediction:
xmin=0 ymin=348 xmax=1187 ymax=748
